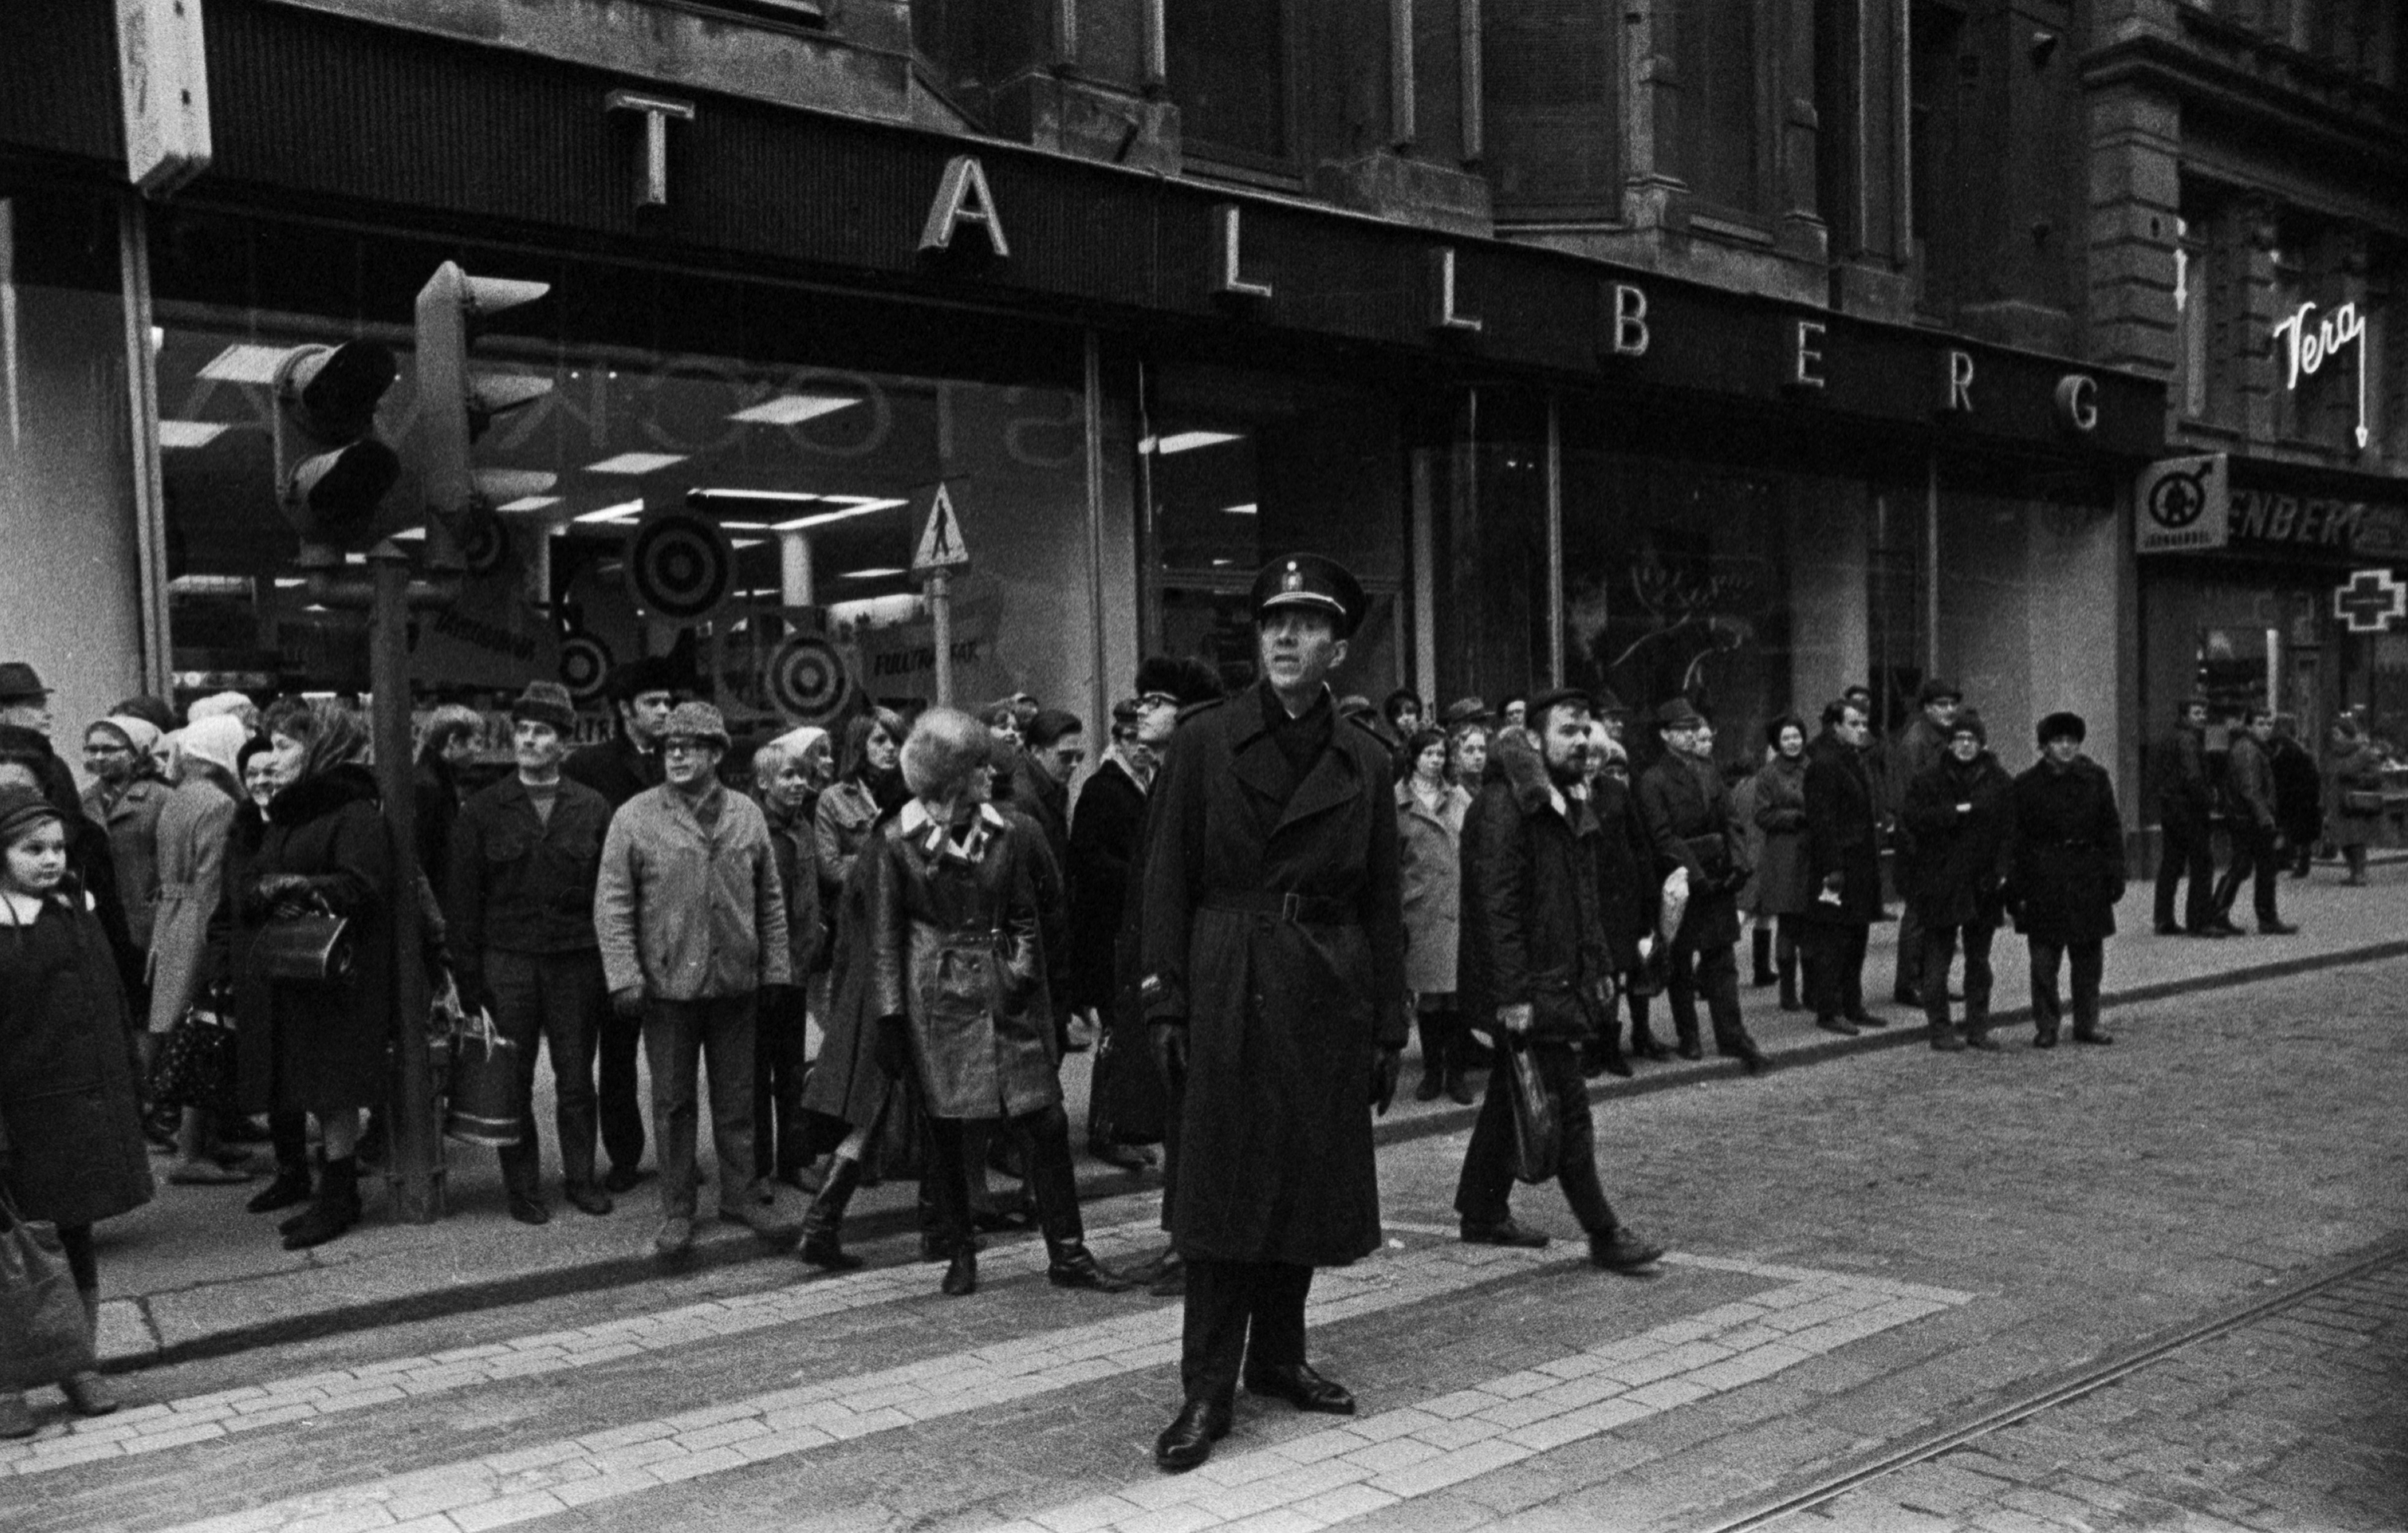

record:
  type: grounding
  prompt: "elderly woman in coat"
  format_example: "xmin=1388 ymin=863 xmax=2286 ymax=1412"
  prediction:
xmin=1748 ymin=715 xmax=1812 ymax=1012
xmin=145 ymin=715 xmax=252 ymax=1185
xmin=2324 ymin=720 xmax=2386 ymax=885
xmin=227 ymin=699 xmax=399 ymax=1251
xmin=0 ymin=785 xmax=154 ymax=1434
xmin=1398 ymin=727 xmax=1473 ymax=1104
xmin=2004 ymin=711 xmax=2125 ymax=1048
xmin=862 ymin=707 xmax=1129 ymax=1298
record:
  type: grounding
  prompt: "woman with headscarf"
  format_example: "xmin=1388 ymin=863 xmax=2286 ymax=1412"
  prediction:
xmin=751 ymin=727 xmax=829 ymax=1189
xmin=0 ymin=785 xmax=154 ymax=1434
xmin=81 ymin=715 xmax=172 ymax=994
xmin=1748 ymin=715 xmax=1813 ymax=1012
xmin=225 ymin=698 xmax=399 ymax=1249
xmin=1398 ymin=726 xmax=1473 ymax=1103
xmin=145 ymin=715 xmax=253 ymax=1185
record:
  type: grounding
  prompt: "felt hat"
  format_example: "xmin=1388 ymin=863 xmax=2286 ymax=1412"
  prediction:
xmin=510 ymin=681 xmax=578 ymax=733
xmin=661 ymin=701 xmax=730 ymax=749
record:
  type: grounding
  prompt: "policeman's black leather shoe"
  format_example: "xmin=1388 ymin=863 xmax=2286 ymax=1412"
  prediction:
xmin=1461 ymin=1218 xmax=1549 ymax=1249
xmin=1587 ymin=1227 xmax=1665 ymax=1271
xmin=1154 ymin=1398 xmax=1231 ymax=1472
xmin=1244 ymin=1363 xmax=1356 ymax=1415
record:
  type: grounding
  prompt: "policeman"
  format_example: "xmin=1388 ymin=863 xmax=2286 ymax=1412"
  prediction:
xmin=1141 ymin=554 xmax=1409 ymax=1474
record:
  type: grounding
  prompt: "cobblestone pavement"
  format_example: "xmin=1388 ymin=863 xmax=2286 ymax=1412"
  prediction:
xmin=1786 ymin=1255 xmax=2408 ymax=1533
xmin=2 ymin=953 xmax=2402 ymax=1533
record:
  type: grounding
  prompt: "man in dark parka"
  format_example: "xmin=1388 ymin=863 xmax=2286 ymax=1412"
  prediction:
xmin=2004 ymin=711 xmax=2125 ymax=1047
xmin=1900 ymin=710 xmax=2014 ymax=1050
xmin=1141 ymin=555 xmax=1408 ymax=1474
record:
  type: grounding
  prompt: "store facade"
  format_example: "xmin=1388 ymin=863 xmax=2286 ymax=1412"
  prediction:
xmin=2 ymin=1 xmax=2164 ymax=786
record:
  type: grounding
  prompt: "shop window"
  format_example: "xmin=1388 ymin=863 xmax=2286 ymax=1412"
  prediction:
xmin=1139 ymin=361 xmax=1404 ymax=701
xmin=1421 ymin=390 xmax=1552 ymax=713
xmin=1167 ymin=0 xmax=1292 ymax=170
xmin=144 ymin=215 xmax=1107 ymax=736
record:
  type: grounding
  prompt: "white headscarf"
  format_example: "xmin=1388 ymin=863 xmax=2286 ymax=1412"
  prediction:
xmin=179 ymin=715 xmax=249 ymax=782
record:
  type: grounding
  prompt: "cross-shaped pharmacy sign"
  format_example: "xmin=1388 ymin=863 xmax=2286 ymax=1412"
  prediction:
xmin=2333 ymin=568 xmax=2407 ymax=633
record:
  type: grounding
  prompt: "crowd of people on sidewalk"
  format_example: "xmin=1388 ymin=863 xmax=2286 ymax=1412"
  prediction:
xmin=0 ymin=581 xmax=2397 ymax=1455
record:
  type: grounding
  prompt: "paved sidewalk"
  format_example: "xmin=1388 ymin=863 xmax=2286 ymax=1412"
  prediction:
xmin=85 ymin=862 xmax=2407 ymax=1373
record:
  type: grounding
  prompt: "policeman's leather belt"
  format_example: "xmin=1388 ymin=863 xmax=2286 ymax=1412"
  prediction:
xmin=1204 ymin=892 xmax=1357 ymax=925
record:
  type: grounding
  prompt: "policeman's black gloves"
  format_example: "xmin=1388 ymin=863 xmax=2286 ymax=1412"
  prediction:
xmin=1370 ymin=1044 xmax=1401 ymax=1115
xmin=1151 ymin=1022 xmax=1188 ymax=1090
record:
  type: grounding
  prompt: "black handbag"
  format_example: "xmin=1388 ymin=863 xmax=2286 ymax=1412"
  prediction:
xmin=1502 ymin=1039 xmax=1559 ymax=1185
xmin=0 ymin=1186 xmax=94 ymax=1390
xmin=442 ymin=1006 xmax=524 ymax=1147
xmin=252 ymin=890 xmax=356 ymax=984
xmin=149 ymin=994 xmax=242 ymax=1113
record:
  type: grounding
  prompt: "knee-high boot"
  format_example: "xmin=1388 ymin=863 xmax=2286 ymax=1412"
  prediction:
xmin=280 ymin=1156 xmax=361 ymax=1251
xmin=1751 ymin=927 xmax=1777 ymax=987
xmin=799 ymin=1154 xmax=865 ymax=1270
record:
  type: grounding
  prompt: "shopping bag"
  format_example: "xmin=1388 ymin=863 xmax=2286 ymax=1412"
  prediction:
xmin=0 ymin=1188 xmax=95 ymax=1390
xmin=1502 ymin=1041 xmax=1559 ymax=1185
xmin=442 ymin=1008 xmax=524 ymax=1147
xmin=148 ymin=998 xmax=242 ymax=1114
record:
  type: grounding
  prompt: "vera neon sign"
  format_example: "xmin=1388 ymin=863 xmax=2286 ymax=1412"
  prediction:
xmin=2271 ymin=299 xmax=2369 ymax=450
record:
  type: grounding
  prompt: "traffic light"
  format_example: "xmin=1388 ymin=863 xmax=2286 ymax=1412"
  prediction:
xmin=271 ymin=341 xmax=404 ymax=563
xmin=414 ymin=261 xmax=555 ymax=571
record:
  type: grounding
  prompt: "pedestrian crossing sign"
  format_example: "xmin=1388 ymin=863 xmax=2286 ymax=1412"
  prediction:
xmin=912 ymin=483 xmax=971 ymax=574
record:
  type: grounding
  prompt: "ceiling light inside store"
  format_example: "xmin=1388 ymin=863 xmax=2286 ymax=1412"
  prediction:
xmin=197 ymin=344 xmax=293 ymax=384
xmin=1221 ymin=503 xmax=1258 ymax=516
xmin=574 ymin=499 xmax=647 ymax=524
xmin=1140 ymin=431 xmax=1243 ymax=455
xmin=158 ymin=421 xmax=228 ymax=448
xmin=688 ymin=489 xmax=823 ymax=507
xmin=728 ymin=394 xmax=859 ymax=426
xmin=720 ymin=521 xmax=772 ymax=531
xmin=498 ymin=495 xmax=562 ymax=514
xmin=584 ymin=452 xmax=687 ymax=475
xmin=842 ymin=567 xmax=906 ymax=580
xmin=274 ymin=579 xmax=306 ymax=589
xmin=731 ymin=538 xmax=764 ymax=549
xmin=771 ymin=499 xmax=908 ymax=532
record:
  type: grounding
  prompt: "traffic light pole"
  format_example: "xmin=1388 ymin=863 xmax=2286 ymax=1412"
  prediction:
xmin=371 ymin=540 xmax=443 ymax=1224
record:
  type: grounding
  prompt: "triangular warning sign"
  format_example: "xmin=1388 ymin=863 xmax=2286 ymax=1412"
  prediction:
xmin=912 ymin=483 xmax=971 ymax=573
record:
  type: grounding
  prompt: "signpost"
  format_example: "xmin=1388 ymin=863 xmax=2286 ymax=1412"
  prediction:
xmin=911 ymin=483 xmax=971 ymax=706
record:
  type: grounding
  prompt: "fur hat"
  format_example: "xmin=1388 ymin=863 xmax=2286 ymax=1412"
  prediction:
xmin=1948 ymin=709 xmax=1988 ymax=746
xmin=2036 ymin=710 xmax=2086 ymax=746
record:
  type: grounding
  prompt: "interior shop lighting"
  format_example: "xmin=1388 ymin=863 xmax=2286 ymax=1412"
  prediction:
xmin=583 ymin=452 xmax=687 ymax=475
xmin=727 ymin=393 xmax=859 ymax=426
xmin=1138 ymin=430 xmax=1243 ymax=455
xmin=1221 ymin=502 xmax=1259 ymax=515
xmin=841 ymin=567 xmax=906 ymax=580
xmin=719 ymin=521 xmax=772 ymax=531
xmin=157 ymin=421 xmax=229 ymax=448
xmin=197 ymin=344 xmax=293 ymax=384
xmin=574 ymin=499 xmax=646 ymax=524
xmin=770 ymin=498 xmax=908 ymax=532
xmin=497 ymin=495 xmax=563 ymax=514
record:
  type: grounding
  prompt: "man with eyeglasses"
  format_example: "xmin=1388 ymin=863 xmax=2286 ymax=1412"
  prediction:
xmin=594 ymin=702 xmax=800 ymax=1258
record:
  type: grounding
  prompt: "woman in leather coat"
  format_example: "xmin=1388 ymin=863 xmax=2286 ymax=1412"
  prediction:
xmin=863 ymin=707 xmax=1129 ymax=1298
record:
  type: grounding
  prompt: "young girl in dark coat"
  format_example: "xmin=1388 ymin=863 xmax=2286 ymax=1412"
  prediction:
xmin=0 ymin=785 xmax=154 ymax=1435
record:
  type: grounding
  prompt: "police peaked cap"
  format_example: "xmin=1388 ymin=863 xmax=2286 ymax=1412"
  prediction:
xmin=1251 ymin=553 xmax=1366 ymax=638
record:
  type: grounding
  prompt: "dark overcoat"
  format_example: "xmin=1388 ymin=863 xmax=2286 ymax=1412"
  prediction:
xmin=1803 ymin=733 xmax=1884 ymax=924
xmin=1748 ymin=755 xmax=1812 ymax=917
xmin=1900 ymin=751 xmax=2014 ymax=930
xmin=1589 ymin=772 xmax=1661 ymax=972
xmin=1066 ymin=756 xmax=1146 ymax=1014
xmin=799 ymin=803 xmax=898 ymax=1134
xmin=562 ymin=731 xmax=660 ymax=812
xmin=1088 ymin=774 xmax=1170 ymax=1142
xmin=1462 ymin=745 xmax=1610 ymax=1044
xmin=0 ymin=892 xmax=154 ymax=1229
xmin=865 ymin=802 xmax=1061 ymax=1120
xmin=2268 ymin=736 xmax=2323 ymax=850
xmin=1140 ymin=685 xmax=1408 ymax=1268
xmin=2005 ymin=756 xmax=2125 ymax=944
xmin=1636 ymin=751 xmax=1747 ymax=949
xmin=227 ymin=765 xmax=398 ymax=1115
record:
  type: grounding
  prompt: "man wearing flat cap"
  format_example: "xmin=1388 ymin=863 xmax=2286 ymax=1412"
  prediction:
xmin=1142 ymin=553 xmax=1409 ymax=1473
xmin=1635 ymin=698 xmax=1767 ymax=1071
xmin=450 ymin=683 xmax=617 ymax=1226
xmin=1889 ymin=678 xmax=1963 ymax=1008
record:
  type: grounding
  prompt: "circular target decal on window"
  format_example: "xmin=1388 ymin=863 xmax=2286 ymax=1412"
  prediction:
xmin=457 ymin=508 xmax=510 ymax=576
xmin=764 ymin=633 xmax=852 ymax=723
xmin=559 ymin=633 xmax=612 ymax=701
xmin=625 ymin=512 xmax=735 ymax=623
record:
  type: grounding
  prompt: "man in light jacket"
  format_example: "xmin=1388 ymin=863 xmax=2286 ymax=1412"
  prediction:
xmin=595 ymin=701 xmax=798 ymax=1257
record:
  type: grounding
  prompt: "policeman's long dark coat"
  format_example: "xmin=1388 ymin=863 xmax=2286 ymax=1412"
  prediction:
xmin=1140 ymin=687 xmax=1409 ymax=1268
